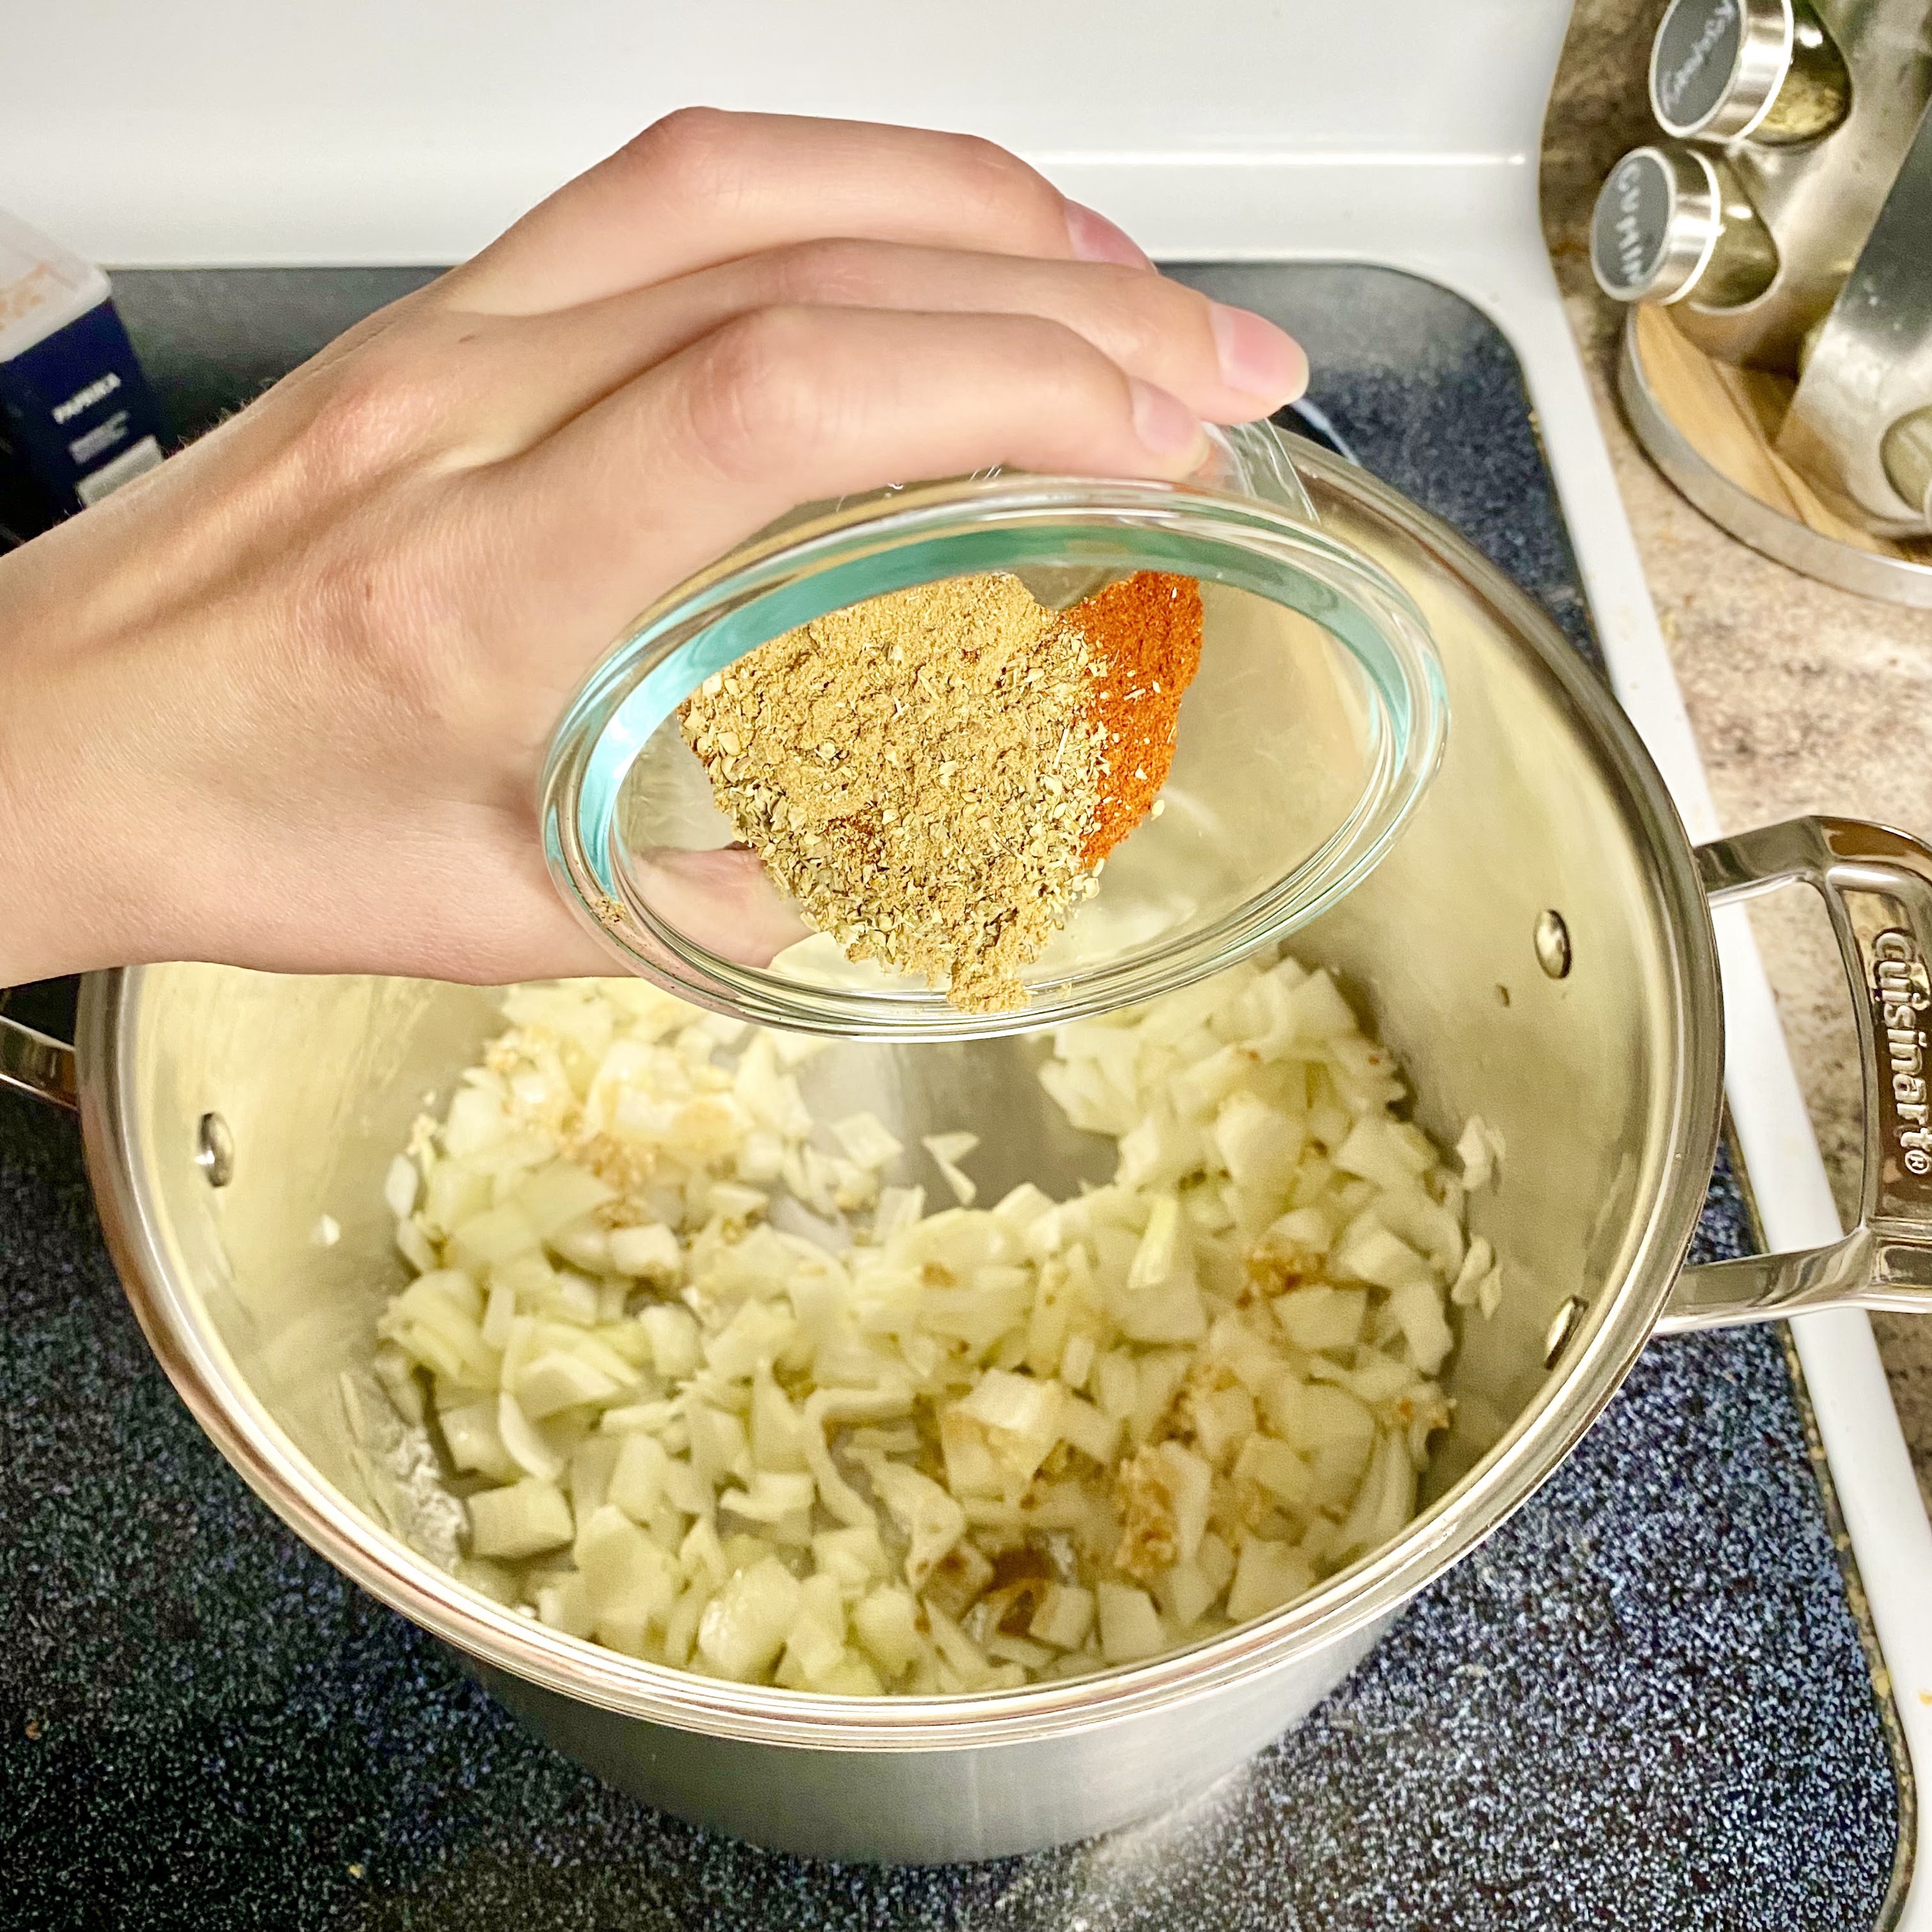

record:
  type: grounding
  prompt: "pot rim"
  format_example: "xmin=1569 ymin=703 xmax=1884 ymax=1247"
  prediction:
xmin=78 ymin=445 xmax=1725 ymax=1751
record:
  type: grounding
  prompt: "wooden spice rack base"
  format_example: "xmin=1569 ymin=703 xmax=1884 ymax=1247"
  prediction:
xmin=1619 ymin=304 xmax=1932 ymax=608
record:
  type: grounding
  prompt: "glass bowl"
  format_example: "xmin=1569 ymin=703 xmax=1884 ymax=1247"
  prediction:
xmin=541 ymin=421 xmax=1446 ymax=1039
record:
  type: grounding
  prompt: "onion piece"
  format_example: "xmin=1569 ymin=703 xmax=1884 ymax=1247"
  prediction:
xmin=497 ymin=1390 xmax=567 ymax=1483
xmin=831 ymin=1112 xmax=904 ymax=1172
xmin=468 ymin=1478 xmax=572 ymax=1560
xmin=1096 ymin=1582 xmax=1165 ymax=1664
xmin=922 ymin=1132 xmax=979 ymax=1207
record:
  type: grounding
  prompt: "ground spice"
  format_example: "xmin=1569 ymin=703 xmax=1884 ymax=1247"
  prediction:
xmin=679 ymin=567 xmax=1204 ymax=1014
xmin=1065 ymin=572 xmax=1204 ymax=867
xmin=679 ymin=573 xmax=1106 ymax=1013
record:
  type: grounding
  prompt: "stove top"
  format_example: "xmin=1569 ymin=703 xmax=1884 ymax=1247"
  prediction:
xmin=0 ymin=261 xmax=1909 ymax=1930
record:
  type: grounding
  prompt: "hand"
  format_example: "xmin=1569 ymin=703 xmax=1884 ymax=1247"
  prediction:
xmin=0 ymin=109 xmax=1307 ymax=988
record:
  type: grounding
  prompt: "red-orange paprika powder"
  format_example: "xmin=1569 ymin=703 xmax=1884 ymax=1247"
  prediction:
xmin=1058 ymin=571 xmax=1206 ymax=866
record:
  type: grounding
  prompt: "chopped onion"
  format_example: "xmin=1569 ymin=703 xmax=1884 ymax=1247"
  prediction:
xmin=832 ymin=1112 xmax=903 ymax=1172
xmin=1456 ymin=1115 xmax=1505 ymax=1190
xmin=1029 ymin=1582 xmax=1095 ymax=1651
xmin=608 ymin=1222 xmax=682 ymax=1281
xmin=439 ymin=1397 xmax=521 ymax=1484
xmin=383 ymin=1153 xmax=420 ymax=1220
xmin=374 ymin=951 xmax=1476 ymax=1696
xmin=468 ymin=1478 xmax=572 ymax=1560
xmin=1096 ymin=1581 xmax=1165 ymax=1663
xmin=853 ymin=1585 xmax=924 ymax=1679
xmin=922 ymin=1131 xmax=979 ymax=1207
xmin=1226 ymin=1536 xmax=1315 ymax=1621
xmin=576 ymin=1505 xmax=678 ymax=1652
xmin=698 ymin=1555 xmax=801 ymax=1681
xmin=497 ymin=1390 xmax=566 ymax=1483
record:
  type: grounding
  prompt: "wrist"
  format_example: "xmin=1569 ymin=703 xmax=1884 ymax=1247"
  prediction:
xmin=0 ymin=535 xmax=163 ymax=983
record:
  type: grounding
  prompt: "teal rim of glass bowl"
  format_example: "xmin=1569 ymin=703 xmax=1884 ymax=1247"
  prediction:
xmin=540 ymin=472 xmax=1448 ymax=1036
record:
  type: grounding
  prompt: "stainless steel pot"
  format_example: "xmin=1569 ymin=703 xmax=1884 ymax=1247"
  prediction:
xmin=5 ymin=445 xmax=1928 ymax=1865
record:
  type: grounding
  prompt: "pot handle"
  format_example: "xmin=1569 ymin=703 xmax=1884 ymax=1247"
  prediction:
xmin=1662 ymin=815 xmax=1932 ymax=1331
xmin=0 ymin=990 xmax=79 ymax=1113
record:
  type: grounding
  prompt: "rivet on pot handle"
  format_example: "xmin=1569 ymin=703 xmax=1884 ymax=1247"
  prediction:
xmin=0 ymin=1007 xmax=77 ymax=1112
xmin=1663 ymin=815 xmax=1932 ymax=1331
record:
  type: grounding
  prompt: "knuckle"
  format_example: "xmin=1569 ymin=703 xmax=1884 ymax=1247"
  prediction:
xmin=619 ymin=106 xmax=740 ymax=196
xmin=684 ymin=307 xmax=836 ymax=482
xmin=1011 ymin=315 xmax=1134 ymax=430
xmin=1115 ymin=276 xmax=1216 ymax=370
xmin=762 ymin=236 xmax=891 ymax=309
xmin=946 ymin=134 xmax=1065 ymax=240
xmin=300 ymin=354 xmax=435 ymax=480
xmin=1002 ymin=310 xmax=1112 ymax=387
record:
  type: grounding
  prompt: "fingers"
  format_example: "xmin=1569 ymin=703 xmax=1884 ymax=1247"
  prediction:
xmin=427 ymin=848 xmax=802 ymax=984
xmin=447 ymin=109 xmax=1144 ymax=316
xmin=634 ymin=847 xmax=811 ymax=967
xmin=487 ymin=303 xmax=1215 ymax=664
xmin=425 ymin=242 xmax=1305 ymax=466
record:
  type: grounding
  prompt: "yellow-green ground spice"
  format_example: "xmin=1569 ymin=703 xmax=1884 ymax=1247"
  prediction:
xmin=681 ymin=573 xmax=1106 ymax=1012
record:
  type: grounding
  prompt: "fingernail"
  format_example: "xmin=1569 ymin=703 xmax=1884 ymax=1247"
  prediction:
xmin=1066 ymin=200 xmax=1153 ymax=270
xmin=1130 ymin=378 xmax=1209 ymax=462
xmin=1209 ymin=303 xmax=1309 ymax=404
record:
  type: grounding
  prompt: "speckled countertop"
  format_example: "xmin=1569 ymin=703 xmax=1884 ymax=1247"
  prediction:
xmin=1542 ymin=0 xmax=1932 ymax=1511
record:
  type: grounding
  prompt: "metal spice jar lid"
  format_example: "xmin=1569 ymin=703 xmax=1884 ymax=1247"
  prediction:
xmin=541 ymin=420 xmax=1447 ymax=1041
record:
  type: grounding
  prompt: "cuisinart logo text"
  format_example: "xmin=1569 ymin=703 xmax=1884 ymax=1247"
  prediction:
xmin=51 ymin=370 xmax=121 ymax=424
xmin=1873 ymin=928 xmax=1932 ymax=1175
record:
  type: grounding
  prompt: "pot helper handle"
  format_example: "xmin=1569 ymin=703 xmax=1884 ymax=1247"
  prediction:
xmin=0 ymin=988 xmax=79 ymax=1112
xmin=1664 ymin=815 xmax=1932 ymax=1331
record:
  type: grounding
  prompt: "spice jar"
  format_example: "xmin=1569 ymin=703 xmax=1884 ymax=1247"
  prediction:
xmin=1590 ymin=142 xmax=1780 ymax=311
xmin=542 ymin=421 xmax=1446 ymax=1039
xmin=1648 ymin=0 xmax=1851 ymax=150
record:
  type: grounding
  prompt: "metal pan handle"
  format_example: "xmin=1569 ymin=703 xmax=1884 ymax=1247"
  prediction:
xmin=0 ymin=995 xmax=77 ymax=1112
xmin=1664 ymin=815 xmax=1932 ymax=1331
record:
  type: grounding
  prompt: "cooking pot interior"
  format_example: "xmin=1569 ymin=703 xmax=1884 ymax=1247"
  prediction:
xmin=112 ymin=470 xmax=1692 ymax=1625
